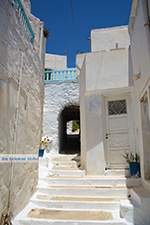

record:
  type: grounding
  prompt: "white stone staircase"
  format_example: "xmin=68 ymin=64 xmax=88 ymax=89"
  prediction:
xmin=13 ymin=154 xmax=142 ymax=225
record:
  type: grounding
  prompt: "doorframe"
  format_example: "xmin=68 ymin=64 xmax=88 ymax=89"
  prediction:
xmin=101 ymin=88 xmax=136 ymax=169
xmin=139 ymin=79 xmax=150 ymax=182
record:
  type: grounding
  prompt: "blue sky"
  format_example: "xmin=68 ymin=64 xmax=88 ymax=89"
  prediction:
xmin=30 ymin=0 xmax=132 ymax=68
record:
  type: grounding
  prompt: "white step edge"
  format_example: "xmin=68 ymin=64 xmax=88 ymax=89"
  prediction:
xmin=48 ymin=169 xmax=86 ymax=177
xmin=37 ymin=186 xmax=129 ymax=197
xmin=38 ymin=177 xmax=141 ymax=187
xmin=30 ymin=195 xmax=120 ymax=210
xmin=14 ymin=218 xmax=126 ymax=225
xmin=50 ymin=161 xmax=78 ymax=167
xmin=105 ymin=169 xmax=129 ymax=177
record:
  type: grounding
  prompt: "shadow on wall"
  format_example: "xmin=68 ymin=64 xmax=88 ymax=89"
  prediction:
xmin=59 ymin=106 xmax=80 ymax=154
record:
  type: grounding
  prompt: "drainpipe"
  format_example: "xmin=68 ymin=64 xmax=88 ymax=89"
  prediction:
xmin=7 ymin=50 xmax=23 ymax=219
xmin=39 ymin=22 xmax=44 ymax=88
xmin=39 ymin=22 xmax=44 ymax=61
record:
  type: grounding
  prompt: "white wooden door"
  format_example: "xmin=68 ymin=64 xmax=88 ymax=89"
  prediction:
xmin=104 ymin=94 xmax=134 ymax=168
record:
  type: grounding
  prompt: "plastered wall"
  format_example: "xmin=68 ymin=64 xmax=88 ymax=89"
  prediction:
xmin=45 ymin=54 xmax=67 ymax=70
xmin=0 ymin=0 xmax=45 ymax=219
xmin=91 ymin=26 xmax=130 ymax=52
xmin=128 ymin=0 xmax=150 ymax=190
xmin=43 ymin=81 xmax=79 ymax=154
xmin=77 ymin=26 xmax=130 ymax=175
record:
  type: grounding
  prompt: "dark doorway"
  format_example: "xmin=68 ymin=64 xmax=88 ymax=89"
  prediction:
xmin=59 ymin=106 xmax=80 ymax=154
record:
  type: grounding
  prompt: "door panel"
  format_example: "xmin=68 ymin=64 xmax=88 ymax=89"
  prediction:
xmin=110 ymin=149 xmax=130 ymax=164
xmin=109 ymin=116 xmax=128 ymax=131
xmin=109 ymin=133 xmax=130 ymax=147
xmin=105 ymin=94 xmax=134 ymax=168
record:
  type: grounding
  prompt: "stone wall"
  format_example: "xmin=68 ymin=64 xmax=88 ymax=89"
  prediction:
xmin=0 ymin=0 xmax=45 ymax=220
xmin=43 ymin=81 xmax=79 ymax=154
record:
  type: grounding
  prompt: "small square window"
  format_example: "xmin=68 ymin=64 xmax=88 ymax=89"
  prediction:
xmin=108 ymin=99 xmax=127 ymax=115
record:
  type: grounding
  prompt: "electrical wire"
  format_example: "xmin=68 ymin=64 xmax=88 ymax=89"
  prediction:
xmin=70 ymin=0 xmax=77 ymax=55
xmin=42 ymin=0 xmax=44 ymax=21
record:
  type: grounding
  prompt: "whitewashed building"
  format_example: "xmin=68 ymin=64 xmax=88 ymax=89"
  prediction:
xmin=3 ymin=0 xmax=150 ymax=224
xmin=128 ymin=0 xmax=150 ymax=192
xmin=76 ymin=26 xmax=137 ymax=175
xmin=76 ymin=0 xmax=150 ymax=191
xmin=43 ymin=54 xmax=79 ymax=155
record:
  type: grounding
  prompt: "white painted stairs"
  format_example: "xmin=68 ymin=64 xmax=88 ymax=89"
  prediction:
xmin=13 ymin=154 xmax=141 ymax=225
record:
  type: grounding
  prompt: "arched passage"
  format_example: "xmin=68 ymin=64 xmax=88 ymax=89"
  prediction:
xmin=59 ymin=106 xmax=80 ymax=154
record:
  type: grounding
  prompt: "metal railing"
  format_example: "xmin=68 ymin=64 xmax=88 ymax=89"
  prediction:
xmin=44 ymin=69 xmax=77 ymax=81
xmin=9 ymin=0 xmax=35 ymax=44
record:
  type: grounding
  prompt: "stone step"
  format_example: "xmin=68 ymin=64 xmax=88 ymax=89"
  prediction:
xmin=14 ymin=203 xmax=126 ymax=225
xmin=48 ymin=168 xmax=86 ymax=177
xmin=48 ymin=154 xmax=81 ymax=169
xmin=27 ymin=208 xmax=122 ymax=222
xmin=31 ymin=193 xmax=126 ymax=210
xmin=15 ymin=217 xmax=126 ymax=225
xmin=50 ymin=160 xmax=79 ymax=168
xmin=48 ymin=166 xmax=130 ymax=178
xmin=37 ymin=186 xmax=129 ymax=197
xmin=52 ymin=166 xmax=81 ymax=170
xmin=49 ymin=154 xmax=80 ymax=161
xmin=38 ymin=177 xmax=141 ymax=187
xmin=49 ymin=154 xmax=80 ymax=165
xmin=13 ymin=153 xmax=133 ymax=225
xmin=32 ymin=195 xmax=128 ymax=202
xmin=104 ymin=169 xmax=129 ymax=177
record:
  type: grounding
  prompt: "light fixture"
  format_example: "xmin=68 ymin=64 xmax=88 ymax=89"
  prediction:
xmin=133 ymin=73 xmax=141 ymax=81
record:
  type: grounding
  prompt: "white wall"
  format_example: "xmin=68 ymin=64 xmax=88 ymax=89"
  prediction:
xmin=45 ymin=54 xmax=67 ymax=70
xmin=43 ymin=81 xmax=79 ymax=154
xmin=0 ymin=0 xmax=45 ymax=219
xmin=84 ymin=91 xmax=105 ymax=175
xmin=79 ymin=57 xmax=87 ymax=169
xmin=77 ymin=26 xmax=130 ymax=175
xmin=85 ymin=49 xmax=129 ymax=91
xmin=128 ymin=0 xmax=150 ymax=191
xmin=91 ymin=26 xmax=130 ymax=52
xmin=76 ymin=53 xmax=87 ymax=77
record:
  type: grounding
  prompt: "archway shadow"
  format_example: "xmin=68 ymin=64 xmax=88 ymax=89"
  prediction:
xmin=59 ymin=106 xmax=80 ymax=154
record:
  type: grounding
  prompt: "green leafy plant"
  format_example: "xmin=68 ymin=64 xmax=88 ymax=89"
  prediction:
xmin=123 ymin=152 xmax=140 ymax=163
xmin=39 ymin=131 xmax=53 ymax=150
xmin=39 ymin=137 xmax=48 ymax=149
xmin=72 ymin=121 xmax=80 ymax=132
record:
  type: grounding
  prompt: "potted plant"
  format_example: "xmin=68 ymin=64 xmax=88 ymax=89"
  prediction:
xmin=39 ymin=135 xmax=53 ymax=157
xmin=123 ymin=152 xmax=140 ymax=178
xmin=39 ymin=137 xmax=48 ymax=157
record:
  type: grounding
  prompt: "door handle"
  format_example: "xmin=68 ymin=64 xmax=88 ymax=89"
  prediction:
xmin=106 ymin=133 xmax=109 ymax=139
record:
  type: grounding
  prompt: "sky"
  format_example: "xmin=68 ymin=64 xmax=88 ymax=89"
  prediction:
xmin=30 ymin=0 xmax=132 ymax=68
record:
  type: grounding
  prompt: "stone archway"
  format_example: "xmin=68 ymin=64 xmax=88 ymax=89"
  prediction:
xmin=59 ymin=106 xmax=80 ymax=154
